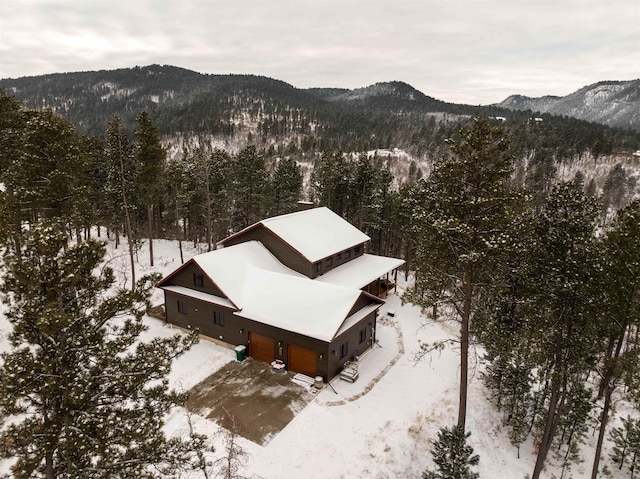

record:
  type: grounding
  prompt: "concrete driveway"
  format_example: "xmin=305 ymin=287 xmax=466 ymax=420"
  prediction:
xmin=186 ymin=358 xmax=315 ymax=445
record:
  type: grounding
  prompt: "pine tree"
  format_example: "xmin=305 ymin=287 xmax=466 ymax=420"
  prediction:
xmin=267 ymin=157 xmax=303 ymax=216
xmin=310 ymin=151 xmax=352 ymax=217
xmin=591 ymin=199 xmax=640 ymax=478
xmin=189 ymin=146 xmax=233 ymax=250
xmin=0 ymin=223 xmax=199 ymax=478
xmin=231 ymin=145 xmax=267 ymax=230
xmin=349 ymin=153 xmax=378 ymax=230
xmin=610 ymin=416 xmax=640 ymax=476
xmin=405 ymin=117 xmax=524 ymax=430
xmin=521 ymin=184 xmax=601 ymax=479
xmin=348 ymin=154 xmax=394 ymax=254
xmin=164 ymin=151 xmax=195 ymax=263
xmin=135 ymin=111 xmax=166 ymax=267
xmin=105 ymin=115 xmax=138 ymax=289
xmin=0 ymin=90 xmax=27 ymax=250
xmin=422 ymin=425 xmax=479 ymax=479
xmin=0 ymin=106 xmax=88 ymax=237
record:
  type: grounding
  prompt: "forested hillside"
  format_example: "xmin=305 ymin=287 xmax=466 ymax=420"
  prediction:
xmin=2 ymin=65 xmax=638 ymax=162
xmin=3 ymin=84 xmax=640 ymax=478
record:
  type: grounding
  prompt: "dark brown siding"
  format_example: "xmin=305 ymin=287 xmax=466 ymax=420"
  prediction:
xmin=328 ymin=310 xmax=377 ymax=379
xmin=221 ymin=227 xmax=370 ymax=279
xmin=346 ymin=294 xmax=378 ymax=317
xmin=221 ymin=225 xmax=313 ymax=277
xmin=309 ymin=241 xmax=368 ymax=279
xmin=164 ymin=290 xmax=333 ymax=379
xmin=164 ymin=291 xmax=377 ymax=381
xmin=164 ymin=291 xmax=236 ymax=342
xmin=167 ymin=262 xmax=225 ymax=297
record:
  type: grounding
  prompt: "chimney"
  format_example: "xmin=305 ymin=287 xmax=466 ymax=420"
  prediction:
xmin=297 ymin=201 xmax=314 ymax=212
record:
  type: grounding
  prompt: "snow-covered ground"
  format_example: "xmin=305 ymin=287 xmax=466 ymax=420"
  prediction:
xmin=0 ymin=235 xmax=626 ymax=478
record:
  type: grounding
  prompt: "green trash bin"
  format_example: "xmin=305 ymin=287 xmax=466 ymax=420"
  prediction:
xmin=234 ymin=345 xmax=247 ymax=362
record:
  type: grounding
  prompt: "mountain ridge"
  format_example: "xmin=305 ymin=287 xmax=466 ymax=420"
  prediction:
xmin=3 ymin=65 xmax=638 ymax=134
xmin=1 ymin=65 xmax=638 ymax=163
xmin=496 ymin=79 xmax=640 ymax=130
xmin=0 ymin=64 xmax=501 ymax=140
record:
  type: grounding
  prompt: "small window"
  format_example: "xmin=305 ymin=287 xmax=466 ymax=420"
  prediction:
xmin=326 ymin=257 xmax=333 ymax=267
xmin=345 ymin=249 xmax=351 ymax=259
xmin=359 ymin=328 xmax=367 ymax=344
xmin=336 ymin=252 xmax=342 ymax=260
xmin=214 ymin=311 xmax=225 ymax=326
xmin=355 ymin=245 xmax=362 ymax=255
xmin=177 ymin=300 xmax=188 ymax=315
xmin=314 ymin=262 xmax=321 ymax=273
xmin=193 ymin=273 xmax=204 ymax=287
xmin=340 ymin=341 xmax=349 ymax=359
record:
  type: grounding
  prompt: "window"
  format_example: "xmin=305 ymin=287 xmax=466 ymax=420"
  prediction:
xmin=177 ymin=300 xmax=188 ymax=315
xmin=314 ymin=262 xmax=321 ymax=273
xmin=359 ymin=328 xmax=367 ymax=344
xmin=345 ymin=249 xmax=351 ymax=259
xmin=214 ymin=310 xmax=225 ymax=326
xmin=326 ymin=257 xmax=333 ymax=267
xmin=193 ymin=273 xmax=204 ymax=287
xmin=340 ymin=341 xmax=349 ymax=359
xmin=355 ymin=245 xmax=362 ymax=255
xmin=336 ymin=252 xmax=342 ymax=260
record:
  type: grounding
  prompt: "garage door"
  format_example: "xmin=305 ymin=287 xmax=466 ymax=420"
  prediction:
xmin=248 ymin=332 xmax=275 ymax=363
xmin=288 ymin=344 xmax=317 ymax=377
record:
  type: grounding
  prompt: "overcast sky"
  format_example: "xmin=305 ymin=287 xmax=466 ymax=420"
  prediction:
xmin=1 ymin=0 xmax=638 ymax=105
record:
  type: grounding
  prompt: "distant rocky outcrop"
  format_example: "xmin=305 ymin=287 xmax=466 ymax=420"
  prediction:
xmin=497 ymin=80 xmax=640 ymax=131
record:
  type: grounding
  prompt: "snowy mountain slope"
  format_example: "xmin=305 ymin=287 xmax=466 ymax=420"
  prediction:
xmin=497 ymin=79 xmax=640 ymax=131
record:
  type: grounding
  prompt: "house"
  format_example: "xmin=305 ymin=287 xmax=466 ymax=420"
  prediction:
xmin=157 ymin=207 xmax=404 ymax=380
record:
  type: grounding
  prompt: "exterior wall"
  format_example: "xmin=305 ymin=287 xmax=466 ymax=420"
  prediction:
xmin=221 ymin=226 xmax=369 ymax=280
xmin=328 ymin=310 xmax=377 ymax=379
xmin=239 ymin=319 xmax=331 ymax=380
xmin=167 ymin=262 xmax=225 ymax=297
xmin=164 ymin=290 xmax=334 ymax=380
xmin=347 ymin=294 xmax=377 ymax=316
xmin=309 ymin=241 xmax=367 ymax=279
xmin=221 ymin=225 xmax=313 ymax=277
xmin=164 ymin=290 xmax=235 ymax=341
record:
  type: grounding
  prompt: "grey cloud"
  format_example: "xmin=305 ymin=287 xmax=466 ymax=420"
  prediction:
xmin=2 ymin=0 xmax=638 ymax=104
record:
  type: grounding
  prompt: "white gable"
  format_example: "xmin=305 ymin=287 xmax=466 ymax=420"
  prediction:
xmin=259 ymin=207 xmax=370 ymax=262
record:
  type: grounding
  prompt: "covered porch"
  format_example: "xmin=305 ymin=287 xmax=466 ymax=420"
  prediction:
xmin=317 ymin=253 xmax=405 ymax=298
xmin=364 ymin=270 xmax=399 ymax=298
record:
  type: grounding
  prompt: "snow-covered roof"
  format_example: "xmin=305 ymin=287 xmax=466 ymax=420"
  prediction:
xmin=317 ymin=254 xmax=405 ymax=290
xmin=160 ymin=230 xmax=401 ymax=342
xmin=161 ymin=285 xmax=236 ymax=310
xmin=221 ymin=207 xmax=371 ymax=262
xmin=235 ymin=265 xmax=374 ymax=342
xmin=160 ymin=240 xmax=386 ymax=342
xmin=192 ymin=241 xmax=305 ymax=309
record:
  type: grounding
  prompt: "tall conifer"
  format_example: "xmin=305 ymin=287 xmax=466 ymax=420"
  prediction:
xmin=135 ymin=111 xmax=166 ymax=267
xmin=405 ymin=118 xmax=523 ymax=430
xmin=0 ymin=224 xmax=198 ymax=478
